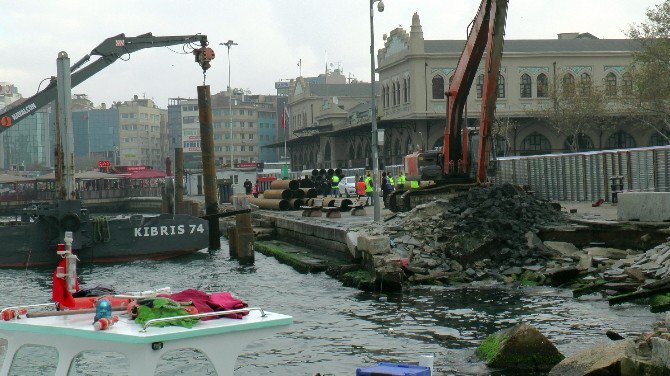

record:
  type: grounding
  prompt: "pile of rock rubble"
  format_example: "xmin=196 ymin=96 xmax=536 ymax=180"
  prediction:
xmin=364 ymin=183 xmax=574 ymax=284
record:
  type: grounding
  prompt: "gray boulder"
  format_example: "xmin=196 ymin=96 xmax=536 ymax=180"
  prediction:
xmin=548 ymin=340 xmax=635 ymax=376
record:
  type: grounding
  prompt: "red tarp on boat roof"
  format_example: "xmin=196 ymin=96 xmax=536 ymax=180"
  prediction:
xmin=125 ymin=169 xmax=166 ymax=179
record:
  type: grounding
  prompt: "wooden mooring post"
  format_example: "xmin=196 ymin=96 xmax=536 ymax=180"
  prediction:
xmin=197 ymin=85 xmax=220 ymax=250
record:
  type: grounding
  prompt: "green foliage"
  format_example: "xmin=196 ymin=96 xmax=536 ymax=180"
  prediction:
xmin=627 ymin=1 xmax=670 ymax=142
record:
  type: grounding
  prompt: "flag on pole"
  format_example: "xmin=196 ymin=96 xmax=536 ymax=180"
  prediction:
xmin=281 ymin=105 xmax=289 ymax=129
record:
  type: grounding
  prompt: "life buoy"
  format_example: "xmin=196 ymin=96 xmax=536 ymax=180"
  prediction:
xmin=60 ymin=213 xmax=81 ymax=232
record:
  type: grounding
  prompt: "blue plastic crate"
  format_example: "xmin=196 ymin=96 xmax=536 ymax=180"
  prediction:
xmin=356 ymin=362 xmax=431 ymax=376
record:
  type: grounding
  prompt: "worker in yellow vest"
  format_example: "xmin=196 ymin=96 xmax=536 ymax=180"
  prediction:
xmin=388 ymin=175 xmax=395 ymax=191
xmin=331 ymin=174 xmax=340 ymax=197
xmin=410 ymin=180 xmax=420 ymax=189
xmin=397 ymin=172 xmax=406 ymax=190
xmin=364 ymin=173 xmax=374 ymax=205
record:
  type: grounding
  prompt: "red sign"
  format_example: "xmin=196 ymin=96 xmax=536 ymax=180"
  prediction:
xmin=1 ymin=116 xmax=12 ymax=128
xmin=98 ymin=160 xmax=111 ymax=168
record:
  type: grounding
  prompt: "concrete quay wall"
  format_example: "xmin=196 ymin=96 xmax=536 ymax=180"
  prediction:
xmin=255 ymin=212 xmax=357 ymax=261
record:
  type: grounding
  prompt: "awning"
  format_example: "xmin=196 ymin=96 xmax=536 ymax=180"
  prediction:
xmin=35 ymin=171 xmax=121 ymax=181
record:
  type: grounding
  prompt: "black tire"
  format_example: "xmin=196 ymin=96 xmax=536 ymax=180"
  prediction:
xmin=60 ymin=213 xmax=81 ymax=232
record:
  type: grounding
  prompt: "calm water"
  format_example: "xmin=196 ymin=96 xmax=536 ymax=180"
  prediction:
xmin=0 ymin=239 xmax=660 ymax=375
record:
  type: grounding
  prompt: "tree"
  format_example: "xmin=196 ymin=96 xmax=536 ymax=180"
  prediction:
xmin=627 ymin=0 xmax=670 ymax=144
xmin=531 ymin=83 xmax=609 ymax=152
xmin=491 ymin=116 xmax=519 ymax=156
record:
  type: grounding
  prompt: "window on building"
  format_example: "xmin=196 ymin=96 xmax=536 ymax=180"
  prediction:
xmin=537 ymin=73 xmax=549 ymax=98
xmin=520 ymin=73 xmax=532 ymax=98
xmin=240 ymin=122 xmax=245 ymax=128
xmin=240 ymin=133 xmax=245 ymax=140
xmin=395 ymin=81 xmax=401 ymax=105
xmin=622 ymin=72 xmax=633 ymax=96
xmin=476 ymin=74 xmax=484 ymax=99
xmin=249 ymin=134 xmax=254 ymax=140
xmin=650 ymin=131 xmax=670 ymax=146
xmin=213 ymin=109 xmax=222 ymax=117
xmin=403 ymin=79 xmax=408 ymax=103
xmin=562 ymin=74 xmax=575 ymax=95
xmin=122 ymin=113 xmax=129 ymax=119
xmin=579 ymin=73 xmax=592 ymax=96
xmin=214 ymin=134 xmax=222 ymax=140
xmin=248 ymin=122 xmax=254 ymax=127
xmin=406 ymin=77 xmax=410 ymax=102
xmin=239 ymin=109 xmax=244 ymax=116
xmin=607 ymin=131 xmax=636 ymax=149
xmin=249 ymin=146 xmax=254 ymax=152
xmin=432 ymin=75 xmax=445 ymax=100
xmin=564 ymin=134 xmax=594 ymax=151
xmin=225 ymin=146 xmax=231 ymax=152
xmin=214 ymin=122 xmax=222 ymax=129
xmin=520 ymin=132 xmax=551 ymax=155
xmin=497 ymin=75 xmax=506 ymax=98
xmin=183 ymin=116 xmax=196 ymax=124
xmin=215 ymin=146 xmax=222 ymax=152
xmin=605 ymin=73 xmax=618 ymax=96
xmin=248 ymin=110 xmax=253 ymax=116
xmin=240 ymin=145 xmax=246 ymax=152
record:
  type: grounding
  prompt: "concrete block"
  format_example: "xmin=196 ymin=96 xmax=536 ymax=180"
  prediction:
xmin=617 ymin=192 xmax=670 ymax=222
xmin=651 ymin=337 xmax=670 ymax=368
xmin=358 ymin=234 xmax=390 ymax=255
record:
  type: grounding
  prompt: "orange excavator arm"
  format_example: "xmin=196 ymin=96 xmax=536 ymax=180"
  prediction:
xmin=443 ymin=0 xmax=508 ymax=182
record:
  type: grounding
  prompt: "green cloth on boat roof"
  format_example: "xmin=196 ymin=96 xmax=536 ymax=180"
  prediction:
xmin=134 ymin=297 xmax=199 ymax=329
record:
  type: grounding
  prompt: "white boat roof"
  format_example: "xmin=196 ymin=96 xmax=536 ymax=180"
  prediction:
xmin=0 ymin=309 xmax=292 ymax=344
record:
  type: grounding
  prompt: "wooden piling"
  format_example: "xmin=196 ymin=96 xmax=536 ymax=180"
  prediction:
xmin=198 ymin=85 xmax=220 ymax=249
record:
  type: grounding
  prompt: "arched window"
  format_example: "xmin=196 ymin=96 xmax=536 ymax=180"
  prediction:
xmin=394 ymin=139 xmax=401 ymax=156
xmin=349 ymin=144 xmax=355 ymax=158
xmin=520 ymin=73 xmax=532 ymax=98
xmin=384 ymin=85 xmax=390 ymax=108
xmin=520 ymin=132 xmax=551 ymax=155
xmin=432 ymin=75 xmax=445 ymax=99
xmin=402 ymin=79 xmax=408 ymax=103
xmin=537 ymin=73 xmax=549 ymax=98
xmin=622 ymin=72 xmax=633 ymax=96
xmin=564 ymin=134 xmax=594 ymax=151
xmin=406 ymin=137 xmax=413 ymax=154
xmin=497 ymin=75 xmax=506 ymax=98
xmin=650 ymin=132 xmax=670 ymax=146
xmin=406 ymin=77 xmax=411 ymax=102
xmin=381 ymin=86 xmax=386 ymax=108
xmin=391 ymin=82 xmax=396 ymax=106
xmin=395 ymin=81 xmax=401 ymax=105
xmin=579 ymin=73 xmax=592 ymax=96
xmin=476 ymin=74 xmax=484 ymax=99
xmin=323 ymin=142 xmax=331 ymax=161
xmin=607 ymin=131 xmax=636 ymax=149
xmin=605 ymin=72 xmax=618 ymax=97
xmin=562 ymin=73 xmax=575 ymax=95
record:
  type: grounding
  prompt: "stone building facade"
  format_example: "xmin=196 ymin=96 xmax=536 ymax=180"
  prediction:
xmin=285 ymin=13 xmax=661 ymax=171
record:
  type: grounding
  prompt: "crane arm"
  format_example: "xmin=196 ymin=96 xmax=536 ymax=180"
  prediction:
xmin=442 ymin=0 xmax=508 ymax=179
xmin=0 ymin=33 xmax=213 ymax=134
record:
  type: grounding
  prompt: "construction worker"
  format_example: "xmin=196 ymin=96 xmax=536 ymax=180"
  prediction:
xmin=331 ymin=174 xmax=340 ymax=197
xmin=356 ymin=176 xmax=367 ymax=201
xmin=364 ymin=172 xmax=374 ymax=205
xmin=410 ymin=179 xmax=420 ymax=189
xmin=388 ymin=174 xmax=395 ymax=191
xmin=397 ymin=171 xmax=406 ymax=190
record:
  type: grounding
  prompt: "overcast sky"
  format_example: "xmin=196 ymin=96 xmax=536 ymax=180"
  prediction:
xmin=0 ymin=0 xmax=660 ymax=109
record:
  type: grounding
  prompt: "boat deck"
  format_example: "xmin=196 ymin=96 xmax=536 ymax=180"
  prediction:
xmin=0 ymin=308 xmax=292 ymax=376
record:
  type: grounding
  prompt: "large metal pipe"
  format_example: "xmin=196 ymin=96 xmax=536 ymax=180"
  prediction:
xmin=334 ymin=198 xmax=353 ymax=211
xmin=300 ymin=188 xmax=318 ymax=198
xmin=322 ymin=197 xmax=336 ymax=208
xmin=292 ymin=189 xmax=305 ymax=199
xmin=198 ymin=85 xmax=220 ymax=250
xmin=288 ymin=198 xmax=304 ymax=210
xmin=262 ymin=189 xmax=292 ymax=200
xmin=298 ymin=179 xmax=314 ymax=188
xmin=248 ymin=197 xmax=290 ymax=211
xmin=270 ymin=179 xmax=299 ymax=190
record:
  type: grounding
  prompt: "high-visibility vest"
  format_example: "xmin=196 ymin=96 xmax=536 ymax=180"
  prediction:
xmin=331 ymin=175 xmax=340 ymax=188
xmin=364 ymin=176 xmax=373 ymax=192
xmin=398 ymin=175 xmax=406 ymax=185
xmin=410 ymin=180 xmax=420 ymax=189
xmin=388 ymin=177 xmax=395 ymax=185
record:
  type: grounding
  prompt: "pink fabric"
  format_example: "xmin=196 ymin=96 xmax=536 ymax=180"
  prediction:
xmin=159 ymin=289 xmax=248 ymax=320
xmin=207 ymin=292 xmax=249 ymax=319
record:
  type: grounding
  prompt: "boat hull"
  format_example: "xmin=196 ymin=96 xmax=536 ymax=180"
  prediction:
xmin=0 ymin=213 xmax=209 ymax=267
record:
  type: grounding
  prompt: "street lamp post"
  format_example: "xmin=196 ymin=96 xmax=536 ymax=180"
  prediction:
xmin=370 ymin=0 xmax=384 ymax=221
xmin=220 ymin=40 xmax=238 ymax=168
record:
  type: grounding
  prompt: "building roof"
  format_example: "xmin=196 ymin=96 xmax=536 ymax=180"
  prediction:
xmin=309 ymin=83 xmax=374 ymax=97
xmin=425 ymin=39 xmax=639 ymax=54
